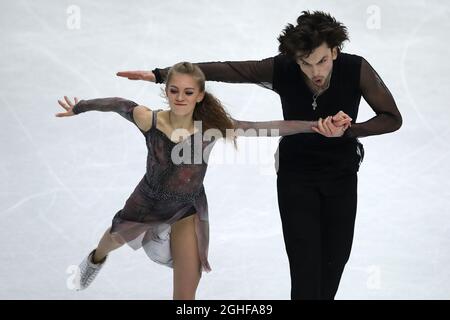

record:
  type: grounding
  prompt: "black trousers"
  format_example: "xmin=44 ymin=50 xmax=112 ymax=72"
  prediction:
xmin=277 ymin=173 xmax=358 ymax=300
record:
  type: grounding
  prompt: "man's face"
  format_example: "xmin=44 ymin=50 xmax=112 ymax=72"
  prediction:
xmin=296 ymin=42 xmax=338 ymax=88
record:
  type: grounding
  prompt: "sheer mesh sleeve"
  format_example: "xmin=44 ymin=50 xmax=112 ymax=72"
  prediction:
xmin=72 ymin=97 xmax=144 ymax=132
xmin=153 ymin=57 xmax=274 ymax=90
xmin=233 ymin=119 xmax=316 ymax=136
xmin=344 ymin=58 xmax=402 ymax=138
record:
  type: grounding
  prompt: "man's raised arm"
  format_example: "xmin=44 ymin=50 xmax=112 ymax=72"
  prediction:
xmin=117 ymin=57 xmax=275 ymax=90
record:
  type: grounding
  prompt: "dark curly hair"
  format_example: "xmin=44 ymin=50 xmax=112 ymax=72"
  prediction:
xmin=278 ymin=11 xmax=349 ymax=59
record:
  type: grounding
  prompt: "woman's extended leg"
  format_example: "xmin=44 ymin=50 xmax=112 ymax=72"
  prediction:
xmin=76 ymin=226 xmax=125 ymax=290
xmin=171 ymin=214 xmax=202 ymax=300
xmin=92 ymin=227 xmax=126 ymax=263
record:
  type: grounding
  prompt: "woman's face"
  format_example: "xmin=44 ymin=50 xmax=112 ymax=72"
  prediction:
xmin=166 ymin=73 xmax=205 ymax=116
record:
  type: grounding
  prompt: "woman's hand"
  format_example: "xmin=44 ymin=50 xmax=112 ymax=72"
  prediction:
xmin=55 ymin=96 xmax=79 ymax=117
xmin=312 ymin=111 xmax=352 ymax=137
xmin=116 ymin=70 xmax=156 ymax=82
xmin=332 ymin=111 xmax=352 ymax=127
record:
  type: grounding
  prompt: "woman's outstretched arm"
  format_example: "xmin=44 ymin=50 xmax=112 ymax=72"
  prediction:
xmin=233 ymin=119 xmax=317 ymax=136
xmin=56 ymin=96 xmax=152 ymax=133
xmin=232 ymin=112 xmax=352 ymax=137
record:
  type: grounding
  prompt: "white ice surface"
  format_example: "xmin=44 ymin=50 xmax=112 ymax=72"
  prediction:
xmin=0 ymin=0 xmax=449 ymax=299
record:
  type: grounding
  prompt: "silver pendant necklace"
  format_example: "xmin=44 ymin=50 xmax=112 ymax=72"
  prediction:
xmin=310 ymin=71 xmax=332 ymax=110
xmin=312 ymin=93 xmax=319 ymax=110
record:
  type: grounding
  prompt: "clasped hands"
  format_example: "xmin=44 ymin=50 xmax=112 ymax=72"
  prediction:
xmin=312 ymin=111 xmax=352 ymax=137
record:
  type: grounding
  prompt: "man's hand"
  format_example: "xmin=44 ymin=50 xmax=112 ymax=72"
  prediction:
xmin=312 ymin=111 xmax=352 ymax=138
xmin=116 ymin=70 xmax=156 ymax=82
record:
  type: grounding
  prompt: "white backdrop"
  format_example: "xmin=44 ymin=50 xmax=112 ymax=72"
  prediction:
xmin=1 ymin=0 xmax=449 ymax=299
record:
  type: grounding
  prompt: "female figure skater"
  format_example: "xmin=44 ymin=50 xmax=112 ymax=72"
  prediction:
xmin=56 ymin=62 xmax=351 ymax=299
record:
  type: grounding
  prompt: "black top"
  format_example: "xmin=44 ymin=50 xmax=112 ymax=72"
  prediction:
xmin=273 ymin=53 xmax=363 ymax=177
xmin=154 ymin=53 xmax=402 ymax=178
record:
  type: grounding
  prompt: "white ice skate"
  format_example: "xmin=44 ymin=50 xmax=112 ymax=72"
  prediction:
xmin=76 ymin=249 xmax=107 ymax=291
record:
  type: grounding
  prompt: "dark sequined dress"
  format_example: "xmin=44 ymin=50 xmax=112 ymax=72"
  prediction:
xmin=73 ymin=99 xmax=215 ymax=271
